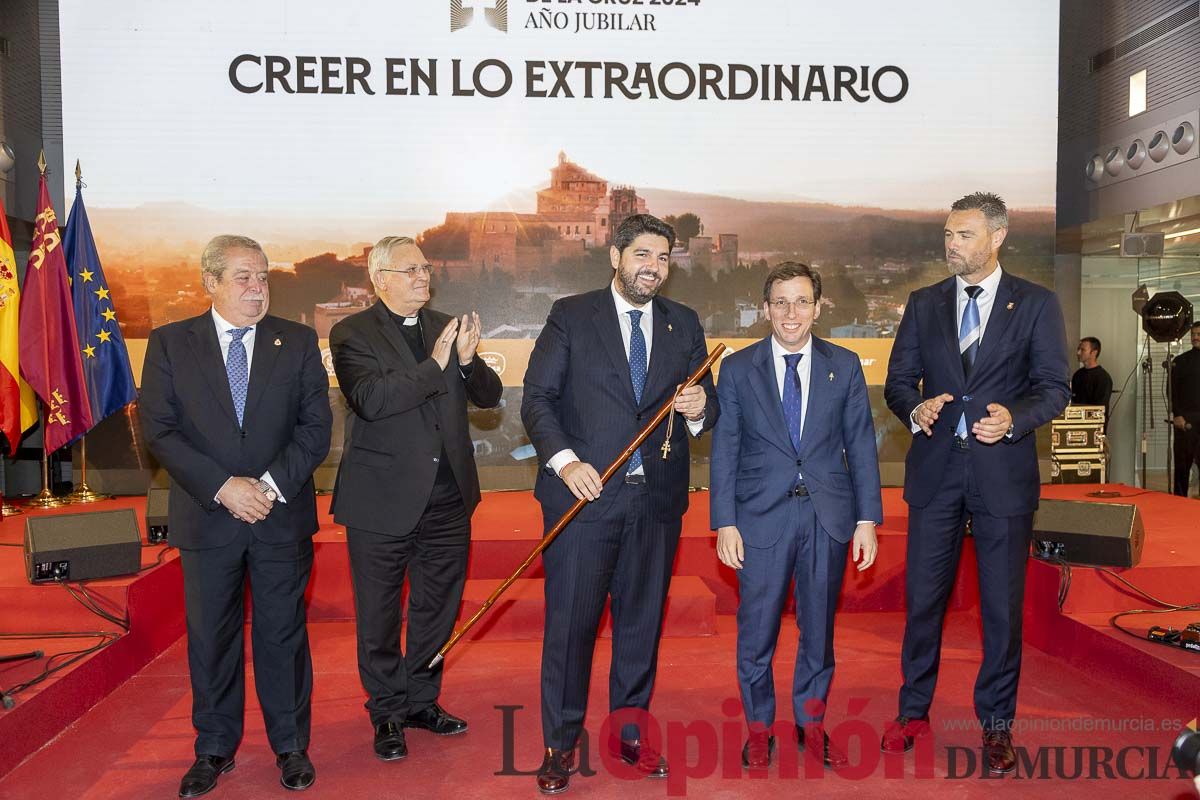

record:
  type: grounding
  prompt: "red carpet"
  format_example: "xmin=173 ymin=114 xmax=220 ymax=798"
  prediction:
xmin=1 ymin=485 xmax=1199 ymax=797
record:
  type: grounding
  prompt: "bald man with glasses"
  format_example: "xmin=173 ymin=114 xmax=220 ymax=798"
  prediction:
xmin=330 ymin=236 xmax=501 ymax=762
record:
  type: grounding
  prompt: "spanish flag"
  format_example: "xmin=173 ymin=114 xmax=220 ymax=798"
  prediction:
xmin=18 ymin=175 xmax=94 ymax=452
xmin=0 ymin=197 xmax=37 ymax=454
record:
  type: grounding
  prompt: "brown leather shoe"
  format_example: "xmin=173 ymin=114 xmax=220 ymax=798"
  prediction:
xmin=983 ymin=730 xmax=1016 ymax=774
xmin=880 ymin=715 xmax=931 ymax=754
xmin=796 ymin=725 xmax=848 ymax=769
xmin=741 ymin=730 xmax=775 ymax=769
xmin=610 ymin=737 xmax=669 ymax=778
xmin=536 ymin=748 xmax=575 ymax=795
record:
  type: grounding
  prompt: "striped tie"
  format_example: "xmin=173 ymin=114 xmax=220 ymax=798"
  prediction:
xmin=955 ymin=285 xmax=983 ymax=439
xmin=627 ymin=310 xmax=646 ymax=474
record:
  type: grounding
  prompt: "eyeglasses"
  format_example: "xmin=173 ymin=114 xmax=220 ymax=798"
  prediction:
xmin=378 ymin=264 xmax=433 ymax=278
xmin=768 ymin=298 xmax=816 ymax=313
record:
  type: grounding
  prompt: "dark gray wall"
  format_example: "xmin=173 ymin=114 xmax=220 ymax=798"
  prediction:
xmin=1058 ymin=0 xmax=1200 ymax=228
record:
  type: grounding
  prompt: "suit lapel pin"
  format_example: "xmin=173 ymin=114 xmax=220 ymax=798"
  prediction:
xmin=667 ymin=323 xmax=673 ymax=332
xmin=828 ymin=371 xmax=835 ymax=382
xmin=1006 ymin=302 xmax=1015 ymax=311
xmin=274 ymin=338 xmax=282 ymax=346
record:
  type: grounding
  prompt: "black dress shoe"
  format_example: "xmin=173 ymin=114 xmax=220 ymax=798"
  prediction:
xmin=983 ymin=730 xmax=1016 ymax=775
xmin=276 ymin=751 xmax=315 ymax=791
xmin=536 ymin=747 xmax=575 ymax=795
xmin=610 ymin=737 xmax=669 ymax=778
xmin=405 ymin=703 xmax=468 ymax=736
xmin=178 ymin=755 xmax=234 ymax=798
xmin=796 ymin=725 xmax=848 ymax=769
xmin=374 ymin=722 xmax=408 ymax=760
xmin=881 ymin=715 xmax=930 ymax=754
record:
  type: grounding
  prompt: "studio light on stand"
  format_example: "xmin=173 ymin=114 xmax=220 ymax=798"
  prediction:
xmin=1132 ymin=285 xmax=1194 ymax=488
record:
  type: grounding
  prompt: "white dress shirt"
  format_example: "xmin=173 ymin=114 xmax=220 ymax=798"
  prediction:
xmin=548 ymin=282 xmax=704 ymax=476
xmin=210 ymin=307 xmax=285 ymax=503
xmin=910 ymin=265 xmax=1004 ymax=433
xmin=773 ymin=335 xmax=871 ymax=527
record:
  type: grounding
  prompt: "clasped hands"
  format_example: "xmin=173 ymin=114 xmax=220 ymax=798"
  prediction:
xmin=217 ymin=477 xmax=278 ymax=523
xmin=914 ymin=393 xmax=1012 ymax=444
xmin=430 ymin=311 xmax=483 ymax=371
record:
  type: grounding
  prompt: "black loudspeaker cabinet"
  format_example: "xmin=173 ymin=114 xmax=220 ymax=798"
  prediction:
xmin=1031 ymin=499 xmax=1144 ymax=568
xmin=24 ymin=509 xmax=142 ymax=583
xmin=146 ymin=487 xmax=170 ymax=544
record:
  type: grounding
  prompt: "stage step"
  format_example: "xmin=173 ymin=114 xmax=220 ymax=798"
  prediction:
xmin=456 ymin=575 xmax=717 ymax=641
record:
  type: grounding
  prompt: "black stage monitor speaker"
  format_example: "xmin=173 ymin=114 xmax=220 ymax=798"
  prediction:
xmin=146 ymin=487 xmax=170 ymax=544
xmin=1032 ymin=499 xmax=1144 ymax=568
xmin=24 ymin=509 xmax=142 ymax=583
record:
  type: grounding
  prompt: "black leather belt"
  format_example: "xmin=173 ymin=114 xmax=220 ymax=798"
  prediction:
xmin=624 ymin=473 xmax=646 ymax=485
xmin=787 ymin=483 xmax=809 ymax=497
xmin=952 ymin=437 xmax=970 ymax=451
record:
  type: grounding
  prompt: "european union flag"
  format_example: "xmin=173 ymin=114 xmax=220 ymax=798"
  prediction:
xmin=64 ymin=179 xmax=137 ymax=425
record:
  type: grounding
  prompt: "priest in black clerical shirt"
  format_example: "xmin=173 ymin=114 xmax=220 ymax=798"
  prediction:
xmin=1072 ymin=337 xmax=1113 ymax=429
xmin=329 ymin=235 xmax=501 ymax=761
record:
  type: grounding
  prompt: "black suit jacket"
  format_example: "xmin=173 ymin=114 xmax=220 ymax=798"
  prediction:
xmin=139 ymin=312 xmax=333 ymax=549
xmin=884 ymin=272 xmax=1070 ymax=517
xmin=521 ymin=288 xmax=719 ymax=522
xmin=329 ymin=301 xmax=502 ymax=535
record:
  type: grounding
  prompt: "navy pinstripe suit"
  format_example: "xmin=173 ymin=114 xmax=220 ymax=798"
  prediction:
xmin=522 ymin=286 xmax=718 ymax=749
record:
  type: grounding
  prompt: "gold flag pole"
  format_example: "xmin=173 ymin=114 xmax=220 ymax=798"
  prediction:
xmin=67 ymin=437 xmax=109 ymax=503
xmin=65 ymin=161 xmax=108 ymax=504
xmin=25 ymin=151 xmax=63 ymax=510
xmin=26 ymin=408 xmax=64 ymax=509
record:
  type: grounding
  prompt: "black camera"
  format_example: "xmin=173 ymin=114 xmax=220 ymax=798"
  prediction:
xmin=1173 ymin=728 xmax=1200 ymax=777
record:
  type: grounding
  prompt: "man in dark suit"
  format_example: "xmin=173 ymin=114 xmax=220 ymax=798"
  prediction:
xmin=882 ymin=193 xmax=1070 ymax=773
xmin=1170 ymin=323 xmax=1200 ymax=497
xmin=329 ymin=236 xmax=501 ymax=762
xmin=139 ymin=234 xmax=332 ymax=797
xmin=710 ymin=262 xmax=882 ymax=770
xmin=521 ymin=213 xmax=718 ymax=795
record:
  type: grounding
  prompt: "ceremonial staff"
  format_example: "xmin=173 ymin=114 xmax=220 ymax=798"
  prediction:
xmin=429 ymin=342 xmax=726 ymax=669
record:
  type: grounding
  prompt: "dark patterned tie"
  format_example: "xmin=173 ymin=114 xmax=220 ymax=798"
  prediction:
xmin=227 ymin=326 xmax=251 ymax=426
xmin=628 ymin=309 xmax=647 ymax=473
xmin=782 ymin=352 xmax=804 ymax=453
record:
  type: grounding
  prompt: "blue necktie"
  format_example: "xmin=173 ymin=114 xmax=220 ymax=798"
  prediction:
xmin=782 ymin=352 xmax=804 ymax=453
xmin=628 ymin=309 xmax=647 ymax=474
xmin=227 ymin=326 xmax=251 ymax=426
xmin=955 ymin=285 xmax=983 ymax=439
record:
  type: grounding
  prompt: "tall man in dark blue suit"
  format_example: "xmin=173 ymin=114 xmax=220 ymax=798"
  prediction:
xmin=711 ymin=263 xmax=882 ymax=770
xmin=881 ymin=193 xmax=1070 ymax=774
xmin=522 ymin=214 xmax=719 ymax=795
xmin=140 ymin=235 xmax=332 ymax=796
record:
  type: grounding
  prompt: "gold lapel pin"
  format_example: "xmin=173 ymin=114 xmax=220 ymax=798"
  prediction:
xmin=1006 ymin=302 xmax=1015 ymax=311
xmin=667 ymin=323 xmax=673 ymax=332
xmin=274 ymin=338 xmax=282 ymax=346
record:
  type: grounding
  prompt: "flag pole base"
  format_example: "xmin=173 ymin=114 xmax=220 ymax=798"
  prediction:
xmin=66 ymin=483 xmax=110 ymax=504
xmin=25 ymin=489 xmax=65 ymax=509
xmin=1 ymin=501 xmax=23 ymax=517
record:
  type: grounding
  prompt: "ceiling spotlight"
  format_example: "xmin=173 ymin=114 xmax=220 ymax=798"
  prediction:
xmin=1148 ymin=130 xmax=1170 ymax=162
xmin=1172 ymin=121 xmax=1195 ymax=155
xmin=1104 ymin=146 xmax=1124 ymax=176
xmin=1086 ymin=154 xmax=1104 ymax=181
xmin=0 ymin=143 xmax=14 ymax=174
xmin=1126 ymin=139 xmax=1147 ymax=169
